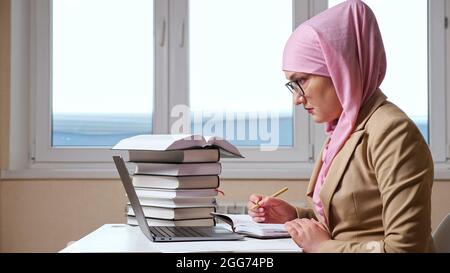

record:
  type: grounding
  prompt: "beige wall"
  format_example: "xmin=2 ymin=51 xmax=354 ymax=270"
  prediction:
xmin=0 ymin=0 xmax=12 ymax=252
xmin=0 ymin=0 xmax=10 ymax=171
xmin=0 ymin=180 xmax=127 ymax=252
xmin=0 ymin=0 xmax=449 ymax=253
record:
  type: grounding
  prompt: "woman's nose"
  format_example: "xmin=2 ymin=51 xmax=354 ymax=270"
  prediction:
xmin=293 ymin=94 xmax=306 ymax=106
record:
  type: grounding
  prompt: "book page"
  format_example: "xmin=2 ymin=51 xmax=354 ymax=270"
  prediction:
xmin=112 ymin=134 xmax=206 ymax=151
xmin=204 ymin=136 xmax=244 ymax=158
xmin=211 ymin=213 xmax=288 ymax=237
xmin=231 ymin=215 xmax=287 ymax=234
xmin=218 ymin=214 xmax=256 ymax=227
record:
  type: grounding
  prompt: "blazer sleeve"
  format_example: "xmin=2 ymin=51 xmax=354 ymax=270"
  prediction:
xmin=295 ymin=206 xmax=317 ymax=220
xmin=318 ymin=116 xmax=434 ymax=253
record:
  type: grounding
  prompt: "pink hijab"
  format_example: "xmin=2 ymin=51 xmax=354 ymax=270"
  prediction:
xmin=282 ymin=0 xmax=386 ymax=223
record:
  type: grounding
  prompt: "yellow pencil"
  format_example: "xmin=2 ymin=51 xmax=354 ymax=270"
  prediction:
xmin=251 ymin=187 xmax=289 ymax=210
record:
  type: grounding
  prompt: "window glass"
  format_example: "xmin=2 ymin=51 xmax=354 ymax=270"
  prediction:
xmin=189 ymin=0 xmax=294 ymax=147
xmin=52 ymin=0 xmax=154 ymax=147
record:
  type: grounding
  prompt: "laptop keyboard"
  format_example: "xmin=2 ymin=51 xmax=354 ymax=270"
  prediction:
xmin=150 ymin=226 xmax=207 ymax=238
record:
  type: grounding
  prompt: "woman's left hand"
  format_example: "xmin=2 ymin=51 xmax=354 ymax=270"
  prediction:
xmin=284 ymin=218 xmax=331 ymax=253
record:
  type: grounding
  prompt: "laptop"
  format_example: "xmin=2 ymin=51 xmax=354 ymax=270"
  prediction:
xmin=113 ymin=156 xmax=244 ymax=242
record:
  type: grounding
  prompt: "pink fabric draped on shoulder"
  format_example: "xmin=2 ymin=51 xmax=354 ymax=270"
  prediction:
xmin=282 ymin=0 xmax=387 ymax=223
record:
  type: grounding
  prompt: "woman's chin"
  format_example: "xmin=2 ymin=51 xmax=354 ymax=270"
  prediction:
xmin=312 ymin=115 xmax=325 ymax=123
xmin=312 ymin=114 xmax=337 ymax=124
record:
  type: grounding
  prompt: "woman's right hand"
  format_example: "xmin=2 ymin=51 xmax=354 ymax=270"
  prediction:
xmin=247 ymin=194 xmax=297 ymax=224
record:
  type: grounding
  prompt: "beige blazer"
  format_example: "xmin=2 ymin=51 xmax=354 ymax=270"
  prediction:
xmin=296 ymin=90 xmax=434 ymax=253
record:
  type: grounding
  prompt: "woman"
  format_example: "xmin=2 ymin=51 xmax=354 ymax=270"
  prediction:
xmin=248 ymin=0 xmax=434 ymax=253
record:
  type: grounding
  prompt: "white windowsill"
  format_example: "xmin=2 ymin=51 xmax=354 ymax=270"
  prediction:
xmin=0 ymin=161 xmax=316 ymax=180
xmin=2 ymin=162 xmax=450 ymax=181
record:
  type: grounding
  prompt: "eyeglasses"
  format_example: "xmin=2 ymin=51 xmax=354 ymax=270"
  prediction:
xmin=285 ymin=80 xmax=305 ymax=98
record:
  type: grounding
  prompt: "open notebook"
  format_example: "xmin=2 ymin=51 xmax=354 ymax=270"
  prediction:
xmin=211 ymin=213 xmax=291 ymax=239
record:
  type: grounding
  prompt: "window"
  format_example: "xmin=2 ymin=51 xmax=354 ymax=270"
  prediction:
xmin=5 ymin=0 xmax=449 ymax=179
xmin=328 ymin=0 xmax=429 ymax=142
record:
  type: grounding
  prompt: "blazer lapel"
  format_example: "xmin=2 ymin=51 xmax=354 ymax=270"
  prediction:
xmin=319 ymin=130 xmax=365 ymax=223
xmin=316 ymin=90 xmax=388 ymax=223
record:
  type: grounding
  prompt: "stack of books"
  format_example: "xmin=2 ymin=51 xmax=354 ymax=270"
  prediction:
xmin=112 ymin=134 xmax=243 ymax=226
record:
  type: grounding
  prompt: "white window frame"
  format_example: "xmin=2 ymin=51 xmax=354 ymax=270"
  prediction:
xmin=436 ymin=0 xmax=450 ymax=179
xmin=430 ymin=0 xmax=448 ymax=165
xmin=3 ymin=0 xmax=450 ymax=180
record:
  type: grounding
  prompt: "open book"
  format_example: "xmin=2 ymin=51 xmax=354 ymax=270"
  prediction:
xmin=211 ymin=213 xmax=291 ymax=239
xmin=112 ymin=134 xmax=244 ymax=159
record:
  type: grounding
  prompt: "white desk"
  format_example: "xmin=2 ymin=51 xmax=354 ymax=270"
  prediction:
xmin=60 ymin=224 xmax=302 ymax=253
